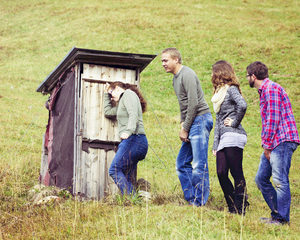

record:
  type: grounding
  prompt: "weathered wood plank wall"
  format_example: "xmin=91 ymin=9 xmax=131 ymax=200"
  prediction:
xmin=74 ymin=64 xmax=137 ymax=199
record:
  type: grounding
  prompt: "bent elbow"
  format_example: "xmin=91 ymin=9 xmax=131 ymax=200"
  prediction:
xmin=240 ymin=101 xmax=247 ymax=113
xmin=104 ymin=112 xmax=116 ymax=119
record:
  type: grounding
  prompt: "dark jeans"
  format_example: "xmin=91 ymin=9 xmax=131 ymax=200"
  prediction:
xmin=216 ymin=147 xmax=247 ymax=212
xmin=109 ymin=134 xmax=148 ymax=195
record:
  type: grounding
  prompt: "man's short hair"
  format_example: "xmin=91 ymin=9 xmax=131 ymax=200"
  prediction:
xmin=246 ymin=61 xmax=269 ymax=80
xmin=161 ymin=48 xmax=182 ymax=64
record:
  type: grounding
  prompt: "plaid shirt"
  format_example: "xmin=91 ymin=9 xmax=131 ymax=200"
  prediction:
xmin=258 ymin=78 xmax=299 ymax=150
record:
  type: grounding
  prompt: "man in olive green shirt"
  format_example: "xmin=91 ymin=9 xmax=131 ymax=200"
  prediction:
xmin=161 ymin=48 xmax=213 ymax=206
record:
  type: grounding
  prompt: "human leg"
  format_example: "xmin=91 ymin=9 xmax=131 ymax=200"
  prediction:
xmin=216 ymin=149 xmax=235 ymax=213
xmin=225 ymin=147 xmax=248 ymax=214
xmin=109 ymin=139 xmax=133 ymax=195
xmin=125 ymin=165 xmax=137 ymax=189
xmin=270 ymin=142 xmax=298 ymax=222
xmin=255 ymin=152 xmax=279 ymax=220
xmin=176 ymin=141 xmax=194 ymax=203
xmin=125 ymin=135 xmax=148 ymax=188
xmin=109 ymin=135 xmax=148 ymax=195
xmin=189 ymin=113 xmax=213 ymax=206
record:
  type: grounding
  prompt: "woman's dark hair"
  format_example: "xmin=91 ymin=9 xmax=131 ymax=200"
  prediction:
xmin=246 ymin=61 xmax=269 ymax=80
xmin=108 ymin=81 xmax=147 ymax=113
xmin=211 ymin=60 xmax=242 ymax=94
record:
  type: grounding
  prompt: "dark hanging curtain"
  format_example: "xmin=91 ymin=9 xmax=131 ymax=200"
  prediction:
xmin=43 ymin=68 xmax=75 ymax=192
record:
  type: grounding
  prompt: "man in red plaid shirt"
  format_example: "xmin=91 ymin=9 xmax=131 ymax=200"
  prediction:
xmin=247 ymin=61 xmax=299 ymax=225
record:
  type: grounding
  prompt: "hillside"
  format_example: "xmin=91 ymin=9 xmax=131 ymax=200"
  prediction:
xmin=0 ymin=0 xmax=299 ymax=239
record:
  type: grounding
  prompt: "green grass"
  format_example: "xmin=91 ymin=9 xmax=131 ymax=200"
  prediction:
xmin=0 ymin=0 xmax=300 ymax=239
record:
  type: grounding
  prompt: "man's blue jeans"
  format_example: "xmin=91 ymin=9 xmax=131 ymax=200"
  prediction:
xmin=255 ymin=141 xmax=298 ymax=222
xmin=109 ymin=134 xmax=148 ymax=195
xmin=176 ymin=113 xmax=213 ymax=206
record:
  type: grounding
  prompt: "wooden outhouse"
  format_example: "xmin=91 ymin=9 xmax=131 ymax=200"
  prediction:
xmin=37 ymin=47 xmax=156 ymax=199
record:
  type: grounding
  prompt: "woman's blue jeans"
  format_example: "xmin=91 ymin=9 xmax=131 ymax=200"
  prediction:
xmin=109 ymin=134 xmax=148 ymax=195
xmin=176 ymin=113 xmax=213 ymax=206
xmin=255 ymin=141 xmax=298 ymax=222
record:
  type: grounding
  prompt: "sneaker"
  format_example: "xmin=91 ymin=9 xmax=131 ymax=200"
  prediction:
xmin=260 ymin=217 xmax=288 ymax=226
xmin=188 ymin=202 xmax=200 ymax=207
xmin=138 ymin=190 xmax=151 ymax=201
xmin=188 ymin=200 xmax=201 ymax=207
xmin=260 ymin=217 xmax=271 ymax=223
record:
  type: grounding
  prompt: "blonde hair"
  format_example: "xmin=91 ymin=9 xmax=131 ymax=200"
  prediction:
xmin=211 ymin=60 xmax=241 ymax=94
xmin=161 ymin=47 xmax=182 ymax=64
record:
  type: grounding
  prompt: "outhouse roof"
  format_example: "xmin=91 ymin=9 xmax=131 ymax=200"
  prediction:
xmin=37 ymin=47 xmax=157 ymax=93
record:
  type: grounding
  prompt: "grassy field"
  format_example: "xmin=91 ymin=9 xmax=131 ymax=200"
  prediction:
xmin=0 ymin=0 xmax=300 ymax=239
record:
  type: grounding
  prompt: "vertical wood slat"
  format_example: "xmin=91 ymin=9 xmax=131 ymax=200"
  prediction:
xmin=90 ymin=149 xmax=99 ymax=198
xmin=78 ymin=78 xmax=89 ymax=196
xmin=106 ymin=150 xmax=118 ymax=195
xmin=77 ymin=63 xmax=84 ymax=195
xmin=73 ymin=64 xmax=80 ymax=195
xmin=40 ymin=134 xmax=48 ymax=181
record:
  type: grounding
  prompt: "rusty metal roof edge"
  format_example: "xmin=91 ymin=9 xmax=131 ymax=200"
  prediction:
xmin=36 ymin=47 xmax=157 ymax=93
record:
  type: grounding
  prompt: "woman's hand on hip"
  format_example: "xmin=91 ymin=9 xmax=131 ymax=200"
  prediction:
xmin=224 ymin=117 xmax=233 ymax=127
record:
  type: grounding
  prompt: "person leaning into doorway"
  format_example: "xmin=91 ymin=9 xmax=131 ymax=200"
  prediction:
xmin=103 ymin=81 xmax=148 ymax=195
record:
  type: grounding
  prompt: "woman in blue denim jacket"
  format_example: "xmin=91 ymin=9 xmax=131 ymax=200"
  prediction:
xmin=104 ymin=81 xmax=148 ymax=195
xmin=211 ymin=60 xmax=249 ymax=214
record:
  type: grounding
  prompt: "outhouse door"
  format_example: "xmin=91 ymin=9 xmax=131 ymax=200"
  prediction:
xmin=74 ymin=63 xmax=138 ymax=199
